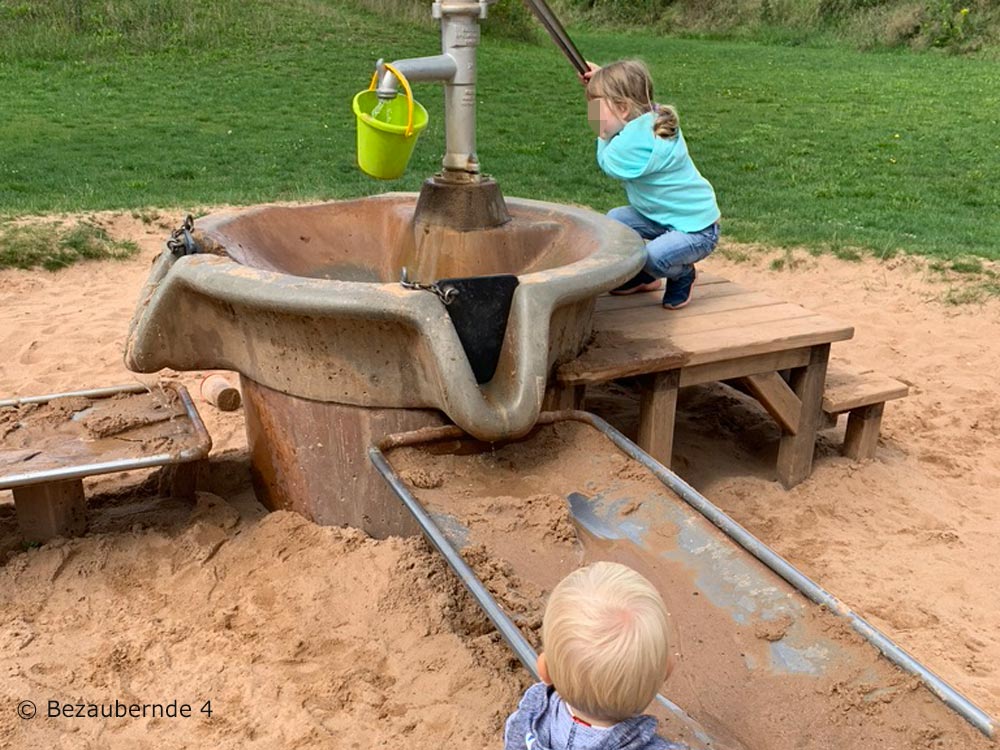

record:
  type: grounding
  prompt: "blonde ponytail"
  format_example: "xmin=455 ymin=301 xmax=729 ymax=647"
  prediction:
xmin=587 ymin=60 xmax=681 ymax=140
xmin=654 ymin=104 xmax=679 ymax=139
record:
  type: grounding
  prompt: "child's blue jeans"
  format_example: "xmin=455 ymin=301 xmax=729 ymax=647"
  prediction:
xmin=607 ymin=206 xmax=720 ymax=280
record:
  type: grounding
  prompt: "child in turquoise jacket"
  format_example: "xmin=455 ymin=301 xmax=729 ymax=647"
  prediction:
xmin=585 ymin=60 xmax=720 ymax=309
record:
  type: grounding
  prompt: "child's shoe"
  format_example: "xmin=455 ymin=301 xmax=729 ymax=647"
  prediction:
xmin=610 ymin=270 xmax=663 ymax=295
xmin=662 ymin=266 xmax=697 ymax=309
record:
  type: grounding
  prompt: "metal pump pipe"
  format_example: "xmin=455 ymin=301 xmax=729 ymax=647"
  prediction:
xmin=375 ymin=0 xmax=492 ymax=177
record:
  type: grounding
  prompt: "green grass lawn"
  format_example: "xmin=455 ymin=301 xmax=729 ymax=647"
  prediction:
xmin=2 ymin=1 xmax=998 ymax=262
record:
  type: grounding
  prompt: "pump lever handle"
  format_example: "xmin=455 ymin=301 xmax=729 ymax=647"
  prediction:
xmin=523 ymin=0 xmax=588 ymax=76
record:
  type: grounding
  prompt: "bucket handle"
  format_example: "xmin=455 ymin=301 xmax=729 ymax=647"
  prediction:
xmin=367 ymin=63 xmax=416 ymax=137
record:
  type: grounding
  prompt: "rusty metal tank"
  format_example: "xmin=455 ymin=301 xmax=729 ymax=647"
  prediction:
xmin=125 ymin=192 xmax=644 ymax=535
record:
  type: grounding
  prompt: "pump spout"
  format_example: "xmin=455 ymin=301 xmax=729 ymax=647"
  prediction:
xmin=375 ymin=56 xmax=457 ymax=98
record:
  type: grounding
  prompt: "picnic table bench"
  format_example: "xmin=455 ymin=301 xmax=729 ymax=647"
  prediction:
xmin=552 ymin=273 xmax=855 ymax=488
xmin=821 ymin=366 xmax=909 ymax=459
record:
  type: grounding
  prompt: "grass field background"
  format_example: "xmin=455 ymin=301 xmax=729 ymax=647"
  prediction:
xmin=2 ymin=0 xmax=998 ymax=264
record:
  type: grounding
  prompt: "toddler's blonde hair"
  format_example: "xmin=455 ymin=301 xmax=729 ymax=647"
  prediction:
xmin=586 ymin=59 xmax=679 ymax=140
xmin=542 ymin=561 xmax=670 ymax=723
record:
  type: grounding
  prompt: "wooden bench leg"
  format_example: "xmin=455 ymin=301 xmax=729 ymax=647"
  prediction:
xmin=843 ymin=403 xmax=884 ymax=460
xmin=13 ymin=479 xmax=88 ymax=542
xmin=776 ymin=344 xmax=830 ymax=489
xmin=158 ymin=460 xmax=203 ymax=500
xmin=542 ymin=383 xmax=586 ymax=411
xmin=172 ymin=460 xmax=202 ymax=500
xmin=638 ymin=370 xmax=680 ymax=469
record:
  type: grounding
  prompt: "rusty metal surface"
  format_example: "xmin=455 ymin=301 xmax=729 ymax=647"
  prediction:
xmin=242 ymin=376 xmax=446 ymax=538
xmin=125 ymin=195 xmax=644 ymax=442
xmin=411 ymin=175 xmax=511 ymax=232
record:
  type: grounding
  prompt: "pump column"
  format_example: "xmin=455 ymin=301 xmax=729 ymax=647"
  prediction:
xmin=436 ymin=1 xmax=484 ymax=178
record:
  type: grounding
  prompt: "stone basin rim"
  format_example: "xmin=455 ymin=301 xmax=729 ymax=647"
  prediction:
xmin=194 ymin=192 xmax=641 ymax=292
xmin=125 ymin=195 xmax=646 ymax=441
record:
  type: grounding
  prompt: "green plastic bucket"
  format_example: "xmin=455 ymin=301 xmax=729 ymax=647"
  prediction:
xmin=353 ymin=89 xmax=428 ymax=180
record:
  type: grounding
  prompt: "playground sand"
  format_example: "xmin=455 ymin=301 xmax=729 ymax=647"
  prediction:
xmin=387 ymin=420 xmax=994 ymax=749
xmin=0 ymin=210 xmax=998 ymax=748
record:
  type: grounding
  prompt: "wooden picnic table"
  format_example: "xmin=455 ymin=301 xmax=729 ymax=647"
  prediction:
xmin=554 ymin=273 xmax=855 ymax=488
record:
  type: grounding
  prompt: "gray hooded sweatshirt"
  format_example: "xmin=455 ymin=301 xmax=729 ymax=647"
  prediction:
xmin=504 ymin=683 xmax=688 ymax=750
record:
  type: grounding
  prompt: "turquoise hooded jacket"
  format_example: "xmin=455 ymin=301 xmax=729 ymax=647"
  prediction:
xmin=596 ymin=111 xmax=719 ymax=233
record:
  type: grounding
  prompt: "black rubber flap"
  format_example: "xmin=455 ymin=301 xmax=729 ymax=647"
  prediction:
xmin=438 ymin=274 xmax=520 ymax=385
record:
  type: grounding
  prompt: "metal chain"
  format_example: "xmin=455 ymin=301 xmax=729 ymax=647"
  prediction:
xmin=167 ymin=214 xmax=198 ymax=256
xmin=399 ymin=267 xmax=458 ymax=305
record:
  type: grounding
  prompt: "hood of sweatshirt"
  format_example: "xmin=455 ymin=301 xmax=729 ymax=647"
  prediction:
xmin=505 ymin=683 xmax=686 ymax=750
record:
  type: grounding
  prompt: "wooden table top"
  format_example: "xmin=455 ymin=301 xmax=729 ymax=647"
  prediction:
xmin=558 ymin=273 xmax=855 ymax=386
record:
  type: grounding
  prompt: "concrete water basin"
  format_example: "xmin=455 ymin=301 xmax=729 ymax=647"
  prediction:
xmin=125 ymin=193 xmax=644 ymax=535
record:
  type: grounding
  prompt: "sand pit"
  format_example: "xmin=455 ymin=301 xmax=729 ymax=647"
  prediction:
xmin=1 ymin=210 xmax=998 ymax=748
xmin=384 ymin=419 xmax=995 ymax=749
xmin=0 ymin=493 xmax=527 ymax=748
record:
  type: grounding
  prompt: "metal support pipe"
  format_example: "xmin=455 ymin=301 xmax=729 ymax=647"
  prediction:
xmin=369 ymin=445 xmax=539 ymax=671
